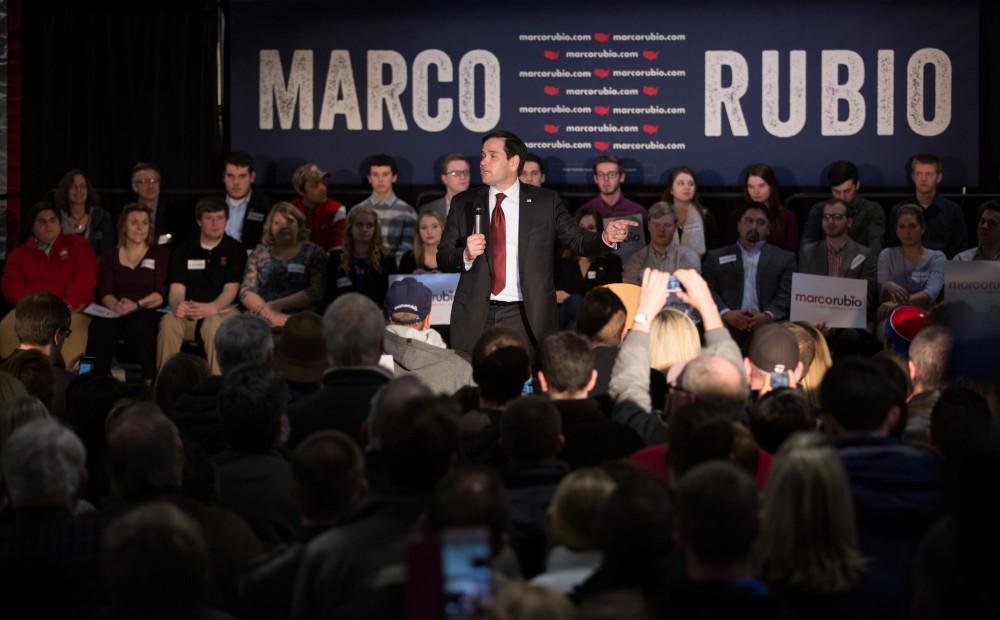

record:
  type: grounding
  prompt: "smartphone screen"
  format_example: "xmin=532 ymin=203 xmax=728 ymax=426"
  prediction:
xmin=77 ymin=356 xmax=95 ymax=376
xmin=442 ymin=528 xmax=492 ymax=620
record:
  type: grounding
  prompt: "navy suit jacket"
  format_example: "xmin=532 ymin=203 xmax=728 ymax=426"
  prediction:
xmin=702 ymin=243 xmax=795 ymax=320
xmin=438 ymin=183 xmax=608 ymax=354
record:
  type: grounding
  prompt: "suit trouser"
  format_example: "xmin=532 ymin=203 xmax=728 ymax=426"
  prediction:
xmin=0 ymin=309 xmax=90 ymax=369
xmin=156 ymin=310 xmax=238 ymax=375
xmin=485 ymin=301 xmax=536 ymax=350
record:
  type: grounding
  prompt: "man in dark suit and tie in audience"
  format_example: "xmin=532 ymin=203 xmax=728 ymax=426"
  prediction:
xmin=437 ymin=130 xmax=636 ymax=355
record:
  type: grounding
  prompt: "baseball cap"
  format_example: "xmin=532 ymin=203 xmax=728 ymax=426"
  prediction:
xmin=292 ymin=163 xmax=329 ymax=191
xmin=885 ymin=305 xmax=929 ymax=357
xmin=748 ymin=323 xmax=800 ymax=372
xmin=384 ymin=278 xmax=433 ymax=322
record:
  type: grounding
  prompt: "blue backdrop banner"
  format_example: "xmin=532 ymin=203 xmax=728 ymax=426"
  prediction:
xmin=230 ymin=0 xmax=980 ymax=188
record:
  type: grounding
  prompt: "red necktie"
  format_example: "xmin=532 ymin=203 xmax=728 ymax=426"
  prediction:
xmin=490 ymin=193 xmax=506 ymax=295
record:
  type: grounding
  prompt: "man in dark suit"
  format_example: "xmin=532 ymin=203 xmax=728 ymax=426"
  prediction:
xmin=217 ymin=151 xmax=272 ymax=251
xmin=132 ymin=161 xmax=193 ymax=248
xmin=702 ymin=203 xmax=795 ymax=347
xmin=438 ymin=130 xmax=635 ymax=355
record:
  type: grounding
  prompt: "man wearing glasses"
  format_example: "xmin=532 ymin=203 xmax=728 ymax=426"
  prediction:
xmin=131 ymin=162 xmax=192 ymax=248
xmin=579 ymin=155 xmax=647 ymax=260
xmin=423 ymin=154 xmax=471 ymax=219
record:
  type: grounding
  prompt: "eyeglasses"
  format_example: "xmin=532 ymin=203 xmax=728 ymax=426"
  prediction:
xmin=134 ymin=178 xmax=160 ymax=186
xmin=822 ymin=213 xmax=847 ymax=221
xmin=594 ymin=172 xmax=620 ymax=180
xmin=446 ymin=170 xmax=470 ymax=178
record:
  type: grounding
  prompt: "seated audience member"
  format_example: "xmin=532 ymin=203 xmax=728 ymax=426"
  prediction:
xmin=798 ymin=198 xmax=877 ymax=302
xmin=290 ymin=163 xmax=346 ymax=250
xmin=494 ymin=582 xmax=575 ymax=620
xmin=929 ymin=387 xmax=992 ymax=460
xmin=363 ymin=376 xmax=433 ymax=493
xmin=101 ymin=402 xmax=262 ymax=601
xmin=238 ymin=430 xmax=366 ymax=620
xmin=802 ymin=160 xmax=886 ymax=253
xmin=535 ymin=331 xmax=642 ymax=468
xmin=423 ymin=153 xmax=471 ymax=218
xmin=519 ymin=152 xmax=547 ymax=187
xmin=0 ymin=419 xmax=105 ymax=618
xmin=354 ymin=153 xmax=416 ymax=262
xmin=555 ymin=207 xmax=623 ymax=327
xmin=758 ymin=433 xmax=905 ymax=620
xmin=748 ymin=389 xmax=816 ymax=454
xmin=460 ymin=328 xmax=532 ymax=465
xmin=648 ymin=307 xmax=701 ymax=409
xmin=500 ymin=395 xmax=572 ymax=578
xmin=953 ymin=200 xmax=1000 ymax=261
xmin=531 ymin=468 xmax=617 ymax=593
xmin=326 ymin=204 xmax=397 ymax=306
xmin=0 ymin=349 xmax=56 ymax=415
xmin=704 ymin=203 xmax=795 ymax=346
xmin=735 ymin=163 xmax=798 ymax=251
xmin=889 ymin=153 xmax=967 ymax=257
xmin=3 ymin=292 xmax=75 ymax=417
xmin=214 ymin=363 xmax=298 ymax=546
xmin=660 ymin=165 xmax=716 ymax=257
xmin=905 ymin=325 xmax=952 ymax=443
xmin=575 ymin=287 xmax=627 ymax=399
xmin=217 ymin=151 xmax=272 ymax=250
xmin=580 ymin=155 xmax=647 ymax=260
xmin=877 ymin=204 xmax=946 ymax=320
xmin=132 ymin=162 xmax=191 ymax=248
xmin=819 ymin=357 xmax=947 ymax=586
xmin=665 ymin=462 xmax=782 ymax=617
xmin=664 ymin=401 xmax=739 ymax=482
xmin=153 ymin=353 xmax=210 ymax=419
xmin=0 ymin=201 xmax=97 ymax=366
xmin=240 ymin=202 xmax=327 ymax=328
xmin=157 ymin=196 xmax=247 ymax=375
xmin=786 ymin=322 xmax=831 ymax=408
xmin=54 ymin=168 xmax=114 ymax=258
xmin=0 ymin=394 xmax=48 ymax=513
xmin=398 ymin=209 xmax=445 ymax=273
xmin=172 ymin=313 xmax=273 ymax=455
xmin=287 ymin=293 xmax=392 ymax=447
xmin=572 ymin=472 xmax=673 ymax=605
xmin=743 ymin=323 xmax=803 ymax=397
xmin=291 ymin=396 xmax=461 ymax=618
xmin=382 ymin=278 xmax=472 ymax=394
xmin=623 ymin=202 xmax=701 ymax=284
xmin=85 ymin=204 xmax=167 ymax=382
xmin=271 ymin=311 xmax=329 ymax=399
xmin=104 ymin=502 xmax=227 ymax=620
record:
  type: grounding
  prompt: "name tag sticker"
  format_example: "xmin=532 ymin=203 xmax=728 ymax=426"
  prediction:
xmin=247 ymin=211 xmax=265 ymax=222
xmin=287 ymin=263 xmax=306 ymax=274
xmin=140 ymin=258 xmax=156 ymax=270
xmin=157 ymin=233 xmax=172 ymax=245
xmin=336 ymin=276 xmax=352 ymax=288
xmin=719 ymin=254 xmax=737 ymax=265
xmin=587 ymin=270 xmax=597 ymax=280
xmin=912 ymin=271 xmax=929 ymax=283
xmin=187 ymin=259 xmax=207 ymax=270
xmin=849 ymin=254 xmax=866 ymax=270
xmin=685 ymin=222 xmax=702 ymax=232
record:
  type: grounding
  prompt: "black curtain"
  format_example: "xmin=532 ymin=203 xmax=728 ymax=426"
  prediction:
xmin=20 ymin=1 xmax=219 ymax=212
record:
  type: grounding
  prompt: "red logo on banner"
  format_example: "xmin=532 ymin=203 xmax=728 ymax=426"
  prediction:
xmin=642 ymin=50 xmax=660 ymax=60
xmin=642 ymin=86 xmax=659 ymax=96
xmin=543 ymin=50 xmax=560 ymax=60
xmin=642 ymin=124 xmax=659 ymax=135
xmin=543 ymin=124 xmax=560 ymax=134
xmin=593 ymin=68 xmax=610 ymax=78
xmin=544 ymin=86 xmax=560 ymax=96
xmin=594 ymin=105 xmax=610 ymax=116
xmin=594 ymin=32 xmax=610 ymax=42
xmin=594 ymin=141 xmax=610 ymax=151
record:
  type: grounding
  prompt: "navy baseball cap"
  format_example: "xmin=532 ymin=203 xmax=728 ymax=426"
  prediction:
xmin=384 ymin=278 xmax=433 ymax=321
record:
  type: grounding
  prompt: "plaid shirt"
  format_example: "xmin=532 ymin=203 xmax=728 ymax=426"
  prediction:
xmin=355 ymin=192 xmax=416 ymax=263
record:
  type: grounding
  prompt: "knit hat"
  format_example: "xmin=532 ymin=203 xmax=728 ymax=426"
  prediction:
xmin=748 ymin=323 xmax=800 ymax=372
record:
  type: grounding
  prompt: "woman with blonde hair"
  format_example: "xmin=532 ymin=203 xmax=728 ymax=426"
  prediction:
xmin=531 ymin=468 xmax=617 ymax=593
xmin=325 ymin=204 xmax=397 ymax=306
xmin=649 ymin=307 xmax=701 ymax=373
xmin=240 ymin=202 xmax=328 ymax=328
xmin=759 ymin=432 xmax=903 ymax=617
xmin=788 ymin=321 xmax=832 ymax=408
xmin=494 ymin=581 xmax=574 ymax=620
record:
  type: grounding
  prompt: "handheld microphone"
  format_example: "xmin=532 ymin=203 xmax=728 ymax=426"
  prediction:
xmin=473 ymin=206 xmax=484 ymax=235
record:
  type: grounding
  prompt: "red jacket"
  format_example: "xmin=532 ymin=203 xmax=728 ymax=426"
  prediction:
xmin=292 ymin=197 xmax=346 ymax=250
xmin=2 ymin=234 xmax=98 ymax=309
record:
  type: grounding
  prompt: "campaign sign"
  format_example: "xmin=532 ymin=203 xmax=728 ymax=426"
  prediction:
xmin=945 ymin=261 xmax=1000 ymax=312
xmin=790 ymin=273 xmax=867 ymax=328
xmin=388 ymin=273 xmax=461 ymax=325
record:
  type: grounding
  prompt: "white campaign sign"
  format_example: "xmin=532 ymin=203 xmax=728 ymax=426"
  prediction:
xmin=790 ymin=273 xmax=868 ymax=328
xmin=388 ymin=273 xmax=461 ymax=325
xmin=945 ymin=262 xmax=1000 ymax=311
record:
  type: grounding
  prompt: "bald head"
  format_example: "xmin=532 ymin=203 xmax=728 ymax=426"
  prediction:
xmin=679 ymin=355 xmax=749 ymax=402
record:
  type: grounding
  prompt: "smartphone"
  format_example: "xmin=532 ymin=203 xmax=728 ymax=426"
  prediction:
xmin=77 ymin=355 xmax=96 ymax=376
xmin=771 ymin=363 xmax=789 ymax=389
xmin=441 ymin=527 xmax=492 ymax=620
xmin=667 ymin=275 xmax=682 ymax=293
